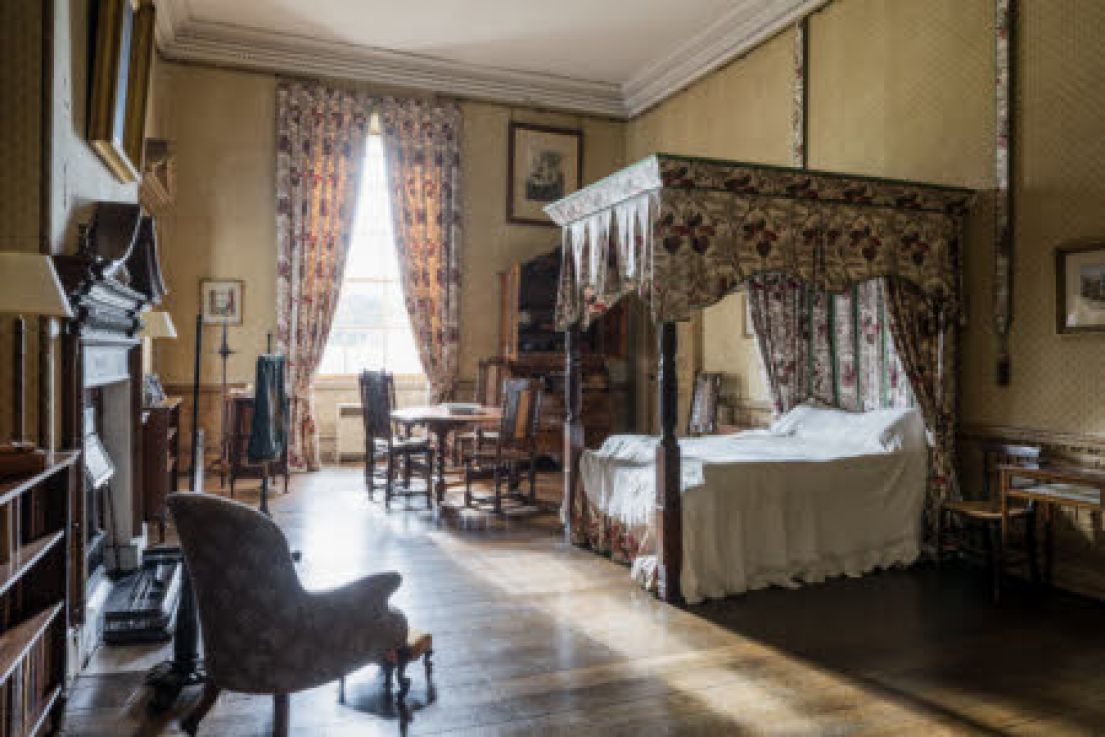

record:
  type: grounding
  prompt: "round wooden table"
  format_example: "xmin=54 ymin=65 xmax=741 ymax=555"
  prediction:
xmin=391 ymin=405 xmax=501 ymax=505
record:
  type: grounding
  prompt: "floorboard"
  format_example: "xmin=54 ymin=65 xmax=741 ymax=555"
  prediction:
xmin=60 ymin=466 xmax=1105 ymax=735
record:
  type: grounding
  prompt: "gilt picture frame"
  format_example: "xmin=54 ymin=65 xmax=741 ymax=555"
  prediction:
xmin=1056 ymin=242 xmax=1105 ymax=334
xmin=507 ymin=122 xmax=583 ymax=226
xmin=200 ymin=279 xmax=245 ymax=325
xmin=89 ymin=0 xmax=156 ymax=183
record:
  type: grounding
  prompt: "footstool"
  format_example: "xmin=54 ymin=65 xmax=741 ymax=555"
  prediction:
xmin=338 ymin=629 xmax=433 ymax=703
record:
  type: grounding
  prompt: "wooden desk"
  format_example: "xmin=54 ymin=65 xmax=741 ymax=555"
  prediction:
xmin=1000 ymin=463 xmax=1105 ymax=584
xmin=221 ymin=392 xmax=289 ymax=497
xmin=141 ymin=397 xmax=182 ymax=542
xmin=391 ymin=406 xmax=501 ymax=504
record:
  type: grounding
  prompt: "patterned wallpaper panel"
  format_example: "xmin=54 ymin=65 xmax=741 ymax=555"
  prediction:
xmin=962 ymin=0 xmax=1105 ymax=435
xmin=0 ymin=0 xmax=44 ymax=441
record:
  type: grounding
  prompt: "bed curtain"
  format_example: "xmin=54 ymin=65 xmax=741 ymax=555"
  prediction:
xmin=747 ymin=274 xmax=912 ymax=415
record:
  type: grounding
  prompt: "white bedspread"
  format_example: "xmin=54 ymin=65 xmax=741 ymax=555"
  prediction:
xmin=579 ymin=406 xmax=928 ymax=603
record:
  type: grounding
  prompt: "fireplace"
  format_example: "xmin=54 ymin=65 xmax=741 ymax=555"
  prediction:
xmin=55 ymin=203 xmax=167 ymax=664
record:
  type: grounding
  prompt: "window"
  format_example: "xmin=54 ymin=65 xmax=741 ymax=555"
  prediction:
xmin=317 ymin=134 xmax=423 ymax=377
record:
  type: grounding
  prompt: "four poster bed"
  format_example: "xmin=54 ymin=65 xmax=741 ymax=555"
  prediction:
xmin=547 ymin=154 xmax=974 ymax=604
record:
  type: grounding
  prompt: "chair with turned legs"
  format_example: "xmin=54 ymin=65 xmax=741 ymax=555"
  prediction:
xmin=452 ymin=357 xmax=509 ymax=466
xmin=359 ymin=370 xmax=434 ymax=509
xmin=168 ymin=493 xmax=412 ymax=736
xmin=463 ymin=377 xmax=542 ymax=513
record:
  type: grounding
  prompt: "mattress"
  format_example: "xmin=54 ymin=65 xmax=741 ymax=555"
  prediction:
xmin=578 ymin=405 xmax=928 ymax=603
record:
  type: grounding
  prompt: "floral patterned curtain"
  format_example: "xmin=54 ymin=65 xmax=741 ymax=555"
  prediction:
xmin=747 ymin=273 xmax=811 ymax=414
xmin=379 ymin=99 xmax=463 ymax=403
xmin=885 ymin=277 xmax=959 ymax=539
xmin=275 ymin=80 xmax=374 ymax=471
xmin=748 ymin=273 xmax=912 ymax=415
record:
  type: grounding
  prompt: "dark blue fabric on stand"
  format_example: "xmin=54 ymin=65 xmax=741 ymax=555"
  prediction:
xmin=247 ymin=354 xmax=288 ymax=464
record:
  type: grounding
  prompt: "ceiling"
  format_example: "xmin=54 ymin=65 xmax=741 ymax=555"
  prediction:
xmin=154 ymin=0 xmax=828 ymax=118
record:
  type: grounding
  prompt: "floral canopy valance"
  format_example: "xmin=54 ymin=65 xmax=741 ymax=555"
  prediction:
xmin=547 ymin=154 xmax=974 ymax=328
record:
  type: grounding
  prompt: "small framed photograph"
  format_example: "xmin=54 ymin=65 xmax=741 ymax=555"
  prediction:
xmin=1056 ymin=242 xmax=1105 ymax=334
xmin=200 ymin=278 xmax=244 ymax=325
xmin=507 ymin=122 xmax=582 ymax=226
xmin=143 ymin=373 xmax=167 ymax=406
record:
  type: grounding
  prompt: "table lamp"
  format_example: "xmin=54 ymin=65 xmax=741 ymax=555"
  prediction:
xmin=0 ymin=252 xmax=74 ymax=475
xmin=139 ymin=310 xmax=177 ymax=405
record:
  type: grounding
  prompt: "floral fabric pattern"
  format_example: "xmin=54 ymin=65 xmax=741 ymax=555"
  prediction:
xmin=568 ymin=480 xmax=657 ymax=592
xmin=276 ymin=80 xmax=374 ymax=470
xmin=549 ymin=154 xmax=973 ymax=330
xmin=885 ymin=277 xmax=959 ymax=540
xmin=380 ymin=99 xmax=463 ymax=402
xmin=747 ymin=274 xmax=912 ymax=415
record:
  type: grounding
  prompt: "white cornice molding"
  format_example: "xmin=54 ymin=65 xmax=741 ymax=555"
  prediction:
xmin=154 ymin=0 xmax=624 ymax=117
xmin=154 ymin=0 xmax=832 ymax=119
xmin=622 ymin=0 xmax=831 ymax=117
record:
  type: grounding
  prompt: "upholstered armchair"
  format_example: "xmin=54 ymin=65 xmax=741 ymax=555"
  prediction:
xmin=167 ymin=493 xmax=409 ymax=736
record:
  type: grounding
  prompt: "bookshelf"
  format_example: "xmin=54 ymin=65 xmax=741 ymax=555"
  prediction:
xmin=0 ymin=452 xmax=77 ymax=737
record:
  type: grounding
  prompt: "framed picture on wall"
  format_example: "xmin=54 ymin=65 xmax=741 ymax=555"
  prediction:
xmin=89 ymin=0 xmax=156 ymax=182
xmin=1056 ymin=242 xmax=1105 ymax=333
xmin=200 ymin=279 xmax=244 ymax=325
xmin=507 ymin=122 xmax=583 ymax=226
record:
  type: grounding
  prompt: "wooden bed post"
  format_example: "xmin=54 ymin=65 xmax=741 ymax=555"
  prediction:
xmin=563 ymin=321 xmax=584 ymax=544
xmin=655 ymin=321 xmax=682 ymax=604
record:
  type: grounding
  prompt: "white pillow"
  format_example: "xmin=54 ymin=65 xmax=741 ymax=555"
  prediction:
xmin=771 ymin=402 xmax=926 ymax=452
xmin=871 ymin=407 xmax=926 ymax=452
xmin=769 ymin=401 xmax=831 ymax=436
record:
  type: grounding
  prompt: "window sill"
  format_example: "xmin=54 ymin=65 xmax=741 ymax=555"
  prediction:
xmin=314 ymin=375 xmax=427 ymax=390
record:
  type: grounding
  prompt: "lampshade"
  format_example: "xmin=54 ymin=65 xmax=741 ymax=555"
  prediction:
xmin=0 ymin=253 xmax=73 ymax=318
xmin=140 ymin=310 xmax=178 ymax=340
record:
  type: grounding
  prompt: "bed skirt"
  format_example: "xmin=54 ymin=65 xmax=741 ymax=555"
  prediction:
xmin=570 ymin=474 xmax=921 ymax=605
xmin=570 ymin=488 xmax=661 ymax=593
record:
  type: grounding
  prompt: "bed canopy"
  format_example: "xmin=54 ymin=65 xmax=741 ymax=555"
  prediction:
xmin=547 ymin=153 xmax=974 ymax=604
xmin=549 ymin=154 xmax=972 ymax=328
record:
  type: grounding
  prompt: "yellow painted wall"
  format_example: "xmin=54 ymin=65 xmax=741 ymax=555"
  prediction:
xmin=150 ymin=62 xmax=625 ymax=454
xmin=153 ymin=62 xmax=625 ymax=386
xmin=151 ymin=64 xmax=278 ymax=387
xmin=965 ymin=0 xmax=1105 ymax=433
xmin=625 ymin=30 xmax=796 ymax=416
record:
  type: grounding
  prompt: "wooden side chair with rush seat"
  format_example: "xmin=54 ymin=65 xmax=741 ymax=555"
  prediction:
xmin=687 ymin=371 xmax=724 ymax=436
xmin=936 ymin=442 xmax=1042 ymax=601
xmin=452 ymin=357 xmax=510 ymax=466
xmin=463 ymin=377 xmax=542 ymax=513
xmin=168 ymin=492 xmax=424 ymax=737
xmin=359 ymin=370 xmax=433 ymax=509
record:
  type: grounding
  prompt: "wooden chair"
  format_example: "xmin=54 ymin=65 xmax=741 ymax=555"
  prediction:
xmin=937 ymin=442 xmax=1041 ymax=601
xmin=687 ymin=371 xmax=724 ymax=436
xmin=464 ymin=377 xmax=543 ymax=513
xmin=452 ymin=357 xmax=510 ymax=466
xmin=359 ymin=370 xmax=433 ymax=509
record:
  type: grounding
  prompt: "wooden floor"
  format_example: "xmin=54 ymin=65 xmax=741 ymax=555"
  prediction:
xmin=61 ymin=466 xmax=1105 ymax=736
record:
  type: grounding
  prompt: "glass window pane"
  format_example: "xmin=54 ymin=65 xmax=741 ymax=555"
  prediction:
xmin=318 ymin=133 xmax=425 ymax=377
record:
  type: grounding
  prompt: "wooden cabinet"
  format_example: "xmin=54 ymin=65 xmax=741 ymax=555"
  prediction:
xmin=0 ymin=452 xmax=77 ymax=736
xmin=498 ymin=247 xmax=627 ymax=459
xmin=141 ymin=397 xmax=181 ymax=541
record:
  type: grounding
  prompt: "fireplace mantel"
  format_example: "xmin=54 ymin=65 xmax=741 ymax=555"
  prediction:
xmin=55 ymin=203 xmax=167 ymax=663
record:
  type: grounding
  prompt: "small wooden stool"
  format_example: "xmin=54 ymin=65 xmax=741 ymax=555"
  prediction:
xmin=338 ymin=630 xmax=433 ymax=704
